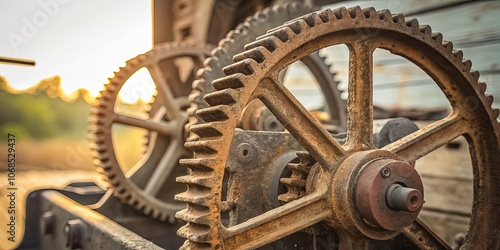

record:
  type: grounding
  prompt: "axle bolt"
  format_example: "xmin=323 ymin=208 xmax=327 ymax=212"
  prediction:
xmin=386 ymin=184 xmax=423 ymax=212
xmin=380 ymin=167 xmax=391 ymax=178
xmin=40 ymin=211 xmax=55 ymax=235
xmin=64 ymin=219 xmax=85 ymax=249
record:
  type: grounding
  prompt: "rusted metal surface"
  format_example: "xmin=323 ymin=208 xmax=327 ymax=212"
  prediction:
xmin=176 ymin=6 xmax=500 ymax=250
xmin=88 ymin=43 xmax=211 ymax=222
xmin=355 ymin=158 xmax=423 ymax=230
xmin=26 ymin=191 xmax=163 ymax=250
xmin=20 ymin=185 xmax=186 ymax=249
xmin=186 ymin=2 xmax=347 ymax=141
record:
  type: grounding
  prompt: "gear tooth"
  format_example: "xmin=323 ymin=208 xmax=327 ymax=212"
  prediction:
xmin=222 ymin=58 xmax=257 ymax=76
xmin=470 ymin=70 xmax=480 ymax=82
xmin=287 ymin=162 xmax=311 ymax=174
xmin=259 ymin=26 xmax=295 ymax=43
xmin=280 ymin=178 xmax=306 ymax=187
xmin=362 ymin=7 xmax=378 ymax=19
xmin=302 ymin=11 xmax=323 ymax=27
xmin=159 ymin=213 xmax=169 ymax=222
xmin=318 ymin=8 xmax=336 ymax=22
xmin=176 ymin=208 xmax=211 ymax=225
xmin=443 ymin=41 xmax=454 ymax=53
xmin=477 ymin=81 xmax=487 ymax=93
xmin=179 ymin=240 xmax=211 ymax=250
xmin=90 ymin=143 xmax=107 ymax=153
xmin=485 ymin=94 xmax=494 ymax=106
xmin=347 ymin=6 xmax=363 ymax=18
xmin=431 ymin=32 xmax=443 ymax=44
xmin=87 ymin=116 xmax=104 ymax=125
xmin=392 ymin=13 xmax=405 ymax=24
xmin=284 ymin=18 xmax=309 ymax=34
xmin=106 ymin=83 xmax=118 ymax=93
xmin=278 ymin=192 xmax=300 ymax=203
xmin=167 ymin=214 xmax=176 ymax=223
xmin=176 ymin=174 xmax=213 ymax=188
xmin=202 ymin=57 xmax=218 ymax=71
xmin=196 ymin=105 xmax=230 ymax=122
xmin=245 ymin=36 xmax=280 ymax=53
xmin=100 ymin=91 xmax=114 ymax=101
xmin=126 ymin=58 xmax=139 ymax=67
xmin=419 ymin=25 xmax=432 ymax=36
xmin=462 ymin=59 xmax=472 ymax=71
xmin=185 ymin=140 xmax=219 ymax=154
xmin=204 ymin=88 xmax=240 ymax=106
xmin=190 ymin=123 xmax=225 ymax=138
xmin=334 ymin=6 xmax=349 ymax=19
xmin=189 ymin=90 xmax=203 ymax=104
xmin=405 ymin=18 xmax=419 ymax=30
xmin=89 ymin=106 xmax=104 ymax=115
xmin=212 ymin=73 xmax=247 ymax=90
xmin=296 ymin=151 xmax=315 ymax=164
xmin=180 ymin=158 xmax=216 ymax=171
xmin=492 ymin=109 xmax=500 ymax=119
xmin=377 ymin=9 xmax=392 ymax=21
xmin=151 ymin=209 xmax=160 ymax=219
xmin=177 ymin=224 xmax=212 ymax=245
xmin=175 ymin=191 xmax=212 ymax=206
xmin=453 ymin=50 xmax=464 ymax=62
xmin=233 ymin=48 xmax=266 ymax=63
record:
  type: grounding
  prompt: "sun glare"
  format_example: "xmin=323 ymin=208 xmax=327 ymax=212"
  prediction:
xmin=0 ymin=0 xmax=152 ymax=102
xmin=118 ymin=67 xmax=156 ymax=103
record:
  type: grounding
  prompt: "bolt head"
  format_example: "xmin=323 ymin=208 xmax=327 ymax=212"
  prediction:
xmin=381 ymin=167 xmax=391 ymax=178
xmin=64 ymin=219 xmax=84 ymax=249
xmin=40 ymin=211 xmax=55 ymax=235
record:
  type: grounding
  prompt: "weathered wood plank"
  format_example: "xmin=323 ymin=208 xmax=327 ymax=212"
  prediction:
xmin=325 ymin=0 xmax=473 ymax=16
xmin=420 ymin=174 xmax=473 ymax=215
xmin=324 ymin=43 xmax=500 ymax=72
xmin=418 ymin=210 xmax=469 ymax=246
xmin=415 ymin=130 xmax=473 ymax=178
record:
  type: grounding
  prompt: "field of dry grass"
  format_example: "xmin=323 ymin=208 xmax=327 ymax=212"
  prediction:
xmin=0 ymin=127 xmax=147 ymax=249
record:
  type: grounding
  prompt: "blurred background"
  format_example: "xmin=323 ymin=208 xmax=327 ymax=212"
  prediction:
xmin=0 ymin=0 xmax=152 ymax=171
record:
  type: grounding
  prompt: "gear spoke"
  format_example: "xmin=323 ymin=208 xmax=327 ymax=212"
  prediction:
xmin=143 ymin=139 xmax=185 ymax=196
xmin=382 ymin=113 xmax=467 ymax=163
xmin=223 ymin=191 xmax=330 ymax=249
xmin=402 ymin=219 xmax=451 ymax=249
xmin=346 ymin=41 xmax=375 ymax=150
xmin=113 ymin=113 xmax=177 ymax=136
xmin=147 ymin=63 xmax=181 ymax=119
xmin=256 ymin=76 xmax=345 ymax=169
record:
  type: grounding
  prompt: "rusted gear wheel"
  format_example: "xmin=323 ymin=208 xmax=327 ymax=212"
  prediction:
xmin=186 ymin=2 xmax=346 ymax=139
xmin=89 ymin=42 xmax=211 ymax=222
xmin=175 ymin=6 xmax=500 ymax=249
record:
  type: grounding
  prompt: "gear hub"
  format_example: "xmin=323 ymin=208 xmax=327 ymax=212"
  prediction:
xmin=354 ymin=157 xmax=423 ymax=230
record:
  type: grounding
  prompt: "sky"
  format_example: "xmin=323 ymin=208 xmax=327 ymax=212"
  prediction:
xmin=0 ymin=0 xmax=152 ymax=98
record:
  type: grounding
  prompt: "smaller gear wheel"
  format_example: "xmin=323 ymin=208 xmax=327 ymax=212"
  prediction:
xmin=89 ymin=42 xmax=211 ymax=222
